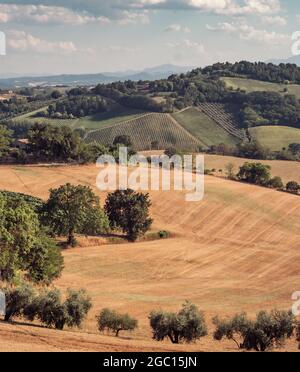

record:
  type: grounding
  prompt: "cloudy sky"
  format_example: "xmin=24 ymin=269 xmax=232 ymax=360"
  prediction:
xmin=0 ymin=0 xmax=298 ymax=75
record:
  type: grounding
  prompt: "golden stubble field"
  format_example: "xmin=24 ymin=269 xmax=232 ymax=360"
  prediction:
xmin=0 ymin=159 xmax=300 ymax=352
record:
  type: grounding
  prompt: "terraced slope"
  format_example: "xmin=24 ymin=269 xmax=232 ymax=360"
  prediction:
xmin=84 ymin=113 xmax=201 ymax=151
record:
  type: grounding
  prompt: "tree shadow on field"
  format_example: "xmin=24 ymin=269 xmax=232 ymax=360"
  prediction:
xmin=0 ymin=318 xmax=48 ymax=330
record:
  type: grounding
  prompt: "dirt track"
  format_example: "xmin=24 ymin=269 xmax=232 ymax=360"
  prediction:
xmin=0 ymin=163 xmax=300 ymax=351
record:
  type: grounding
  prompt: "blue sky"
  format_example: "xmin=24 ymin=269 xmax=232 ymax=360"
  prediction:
xmin=0 ymin=0 xmax=298 ymax=75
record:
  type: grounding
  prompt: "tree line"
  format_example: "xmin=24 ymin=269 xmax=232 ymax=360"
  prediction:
xmin=1 ymin=289 xmax=300 ymax=352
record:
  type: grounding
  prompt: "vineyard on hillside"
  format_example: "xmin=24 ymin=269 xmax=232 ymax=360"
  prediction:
xmin=84 ymin=113 xmax=200 ymax=151
xmin=197 ymin=103 xmax=245 ymax=141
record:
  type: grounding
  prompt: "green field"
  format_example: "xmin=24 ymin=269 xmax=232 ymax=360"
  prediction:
xmin=249 ymin=126 xmax=300 ymax=151
xmin=221 ymin=77 xmax=300 ymax=98
xmin=172 ymin=107 xmax=239 ymax=148
xmin=13 ymin=104 xmax=145 ymax=131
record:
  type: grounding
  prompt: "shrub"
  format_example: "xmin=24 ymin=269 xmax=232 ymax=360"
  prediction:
xmin=97 ymin=308 xmax=138 ymax=337
xmin=3 ymin=283 xmax=35 ymax=322
xmin=268 ymin=176 xmax=284 ymax=190
xmin=213 ymin=310 xmax=295 ymax=351
xmin=149 ymin=301 xmax=207 ymax=344
xmin=158 ymin=230 xmax=169 ymax=239
xmin=286 ymin=181 xmax=300 ymax=194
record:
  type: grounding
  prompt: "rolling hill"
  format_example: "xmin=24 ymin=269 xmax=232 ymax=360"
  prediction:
xmin=172 ymin=107 xmax=240 ymax=148
xmin=0 ymin=163 xmax=300 ymax=351
xmin=84 ymin=113 xmax=201 ymax=151
xmin=221 ymin=77 xmax=300 ymax=98
xmin=249 ymin=126 xmax=300 ymax=151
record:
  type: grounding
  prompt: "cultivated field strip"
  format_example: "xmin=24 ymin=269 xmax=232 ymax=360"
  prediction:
xmin=84 ymin=113 xmax=201 ymax=151
xmin=197 ymin=103 xmax=245 ymax=140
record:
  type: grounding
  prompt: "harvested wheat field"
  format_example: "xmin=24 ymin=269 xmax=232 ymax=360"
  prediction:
xmin=0 ymin=163 xmax=300 ymax=352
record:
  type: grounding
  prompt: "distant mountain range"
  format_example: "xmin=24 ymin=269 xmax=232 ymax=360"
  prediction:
xmin=269 ymin=55 xmax=300 ymax=66
xmin=0 ymin=64 xmax=193 ymax=89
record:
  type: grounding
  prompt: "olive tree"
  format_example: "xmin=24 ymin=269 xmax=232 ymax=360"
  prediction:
xmin=149 ymin=302 xmax=207 ymax=344
xmin=213 ymin=310 xmax=295 ymax=352
xmin=3 ymin=283 xmax=35 ymax=322
xmin=24 ymin=288 xmax=92 ymax=330
xmin=97 ymin=308 xmax=138 ymax=337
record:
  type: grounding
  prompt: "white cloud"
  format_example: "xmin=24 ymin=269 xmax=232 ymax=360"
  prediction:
xmin=164 ymin=24 xmax=191 ymax=33
xmin=261 ymin=15 xmax=287 ymax=26
xmin=0 ymin=4 xmax=110 ymax=25
xmin=7 ymin=30 xmax=78 ymax=54
xmin=166 ymin=39 xmax=205 ymax=53
xmin=206 ymin=21 xmax=289 ymax=45
xmin=0 ymin=1 xmax=283 ymax=25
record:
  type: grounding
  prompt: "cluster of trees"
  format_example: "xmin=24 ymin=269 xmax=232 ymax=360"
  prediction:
xmin=2 ymin=283 xmax=91 ymax=330
xmin=0 ymin=191 xmax=63 ymax=283
xmin=0 ymin=125 xmax=12 ymax=157
xmin=37 ymin=96 xmax=108 ymax=119
xmin=0 ymin=184 xmax=153 ymax=286
xmin=94 ymin=84 xmax=164 ymax=112
xmin=224 ymin=162 xmax=299 ymax=195
xmin=2 ymin=289 xmax=300 ymax=351
xmin=42 ymin=184 xmax=152 ymax=245
xmin=97 ymin=302 xmax=300 ymax=351
xmin=239 ymin=92 xmax=300 ymax=129
xmin=0 ymin=95 xmax=58 ymax=120
xmin=201 ymin=61 xmax=300 ymax=84
xmin=24 ymin=124 xmax=119 ymax=164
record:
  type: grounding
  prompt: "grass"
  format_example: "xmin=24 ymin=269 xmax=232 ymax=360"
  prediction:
xmin=12 ymin=104 xmax=146 ymax=131
xmin=222 ymin=77 xmax=300 ymax=98
xmin=172 ymin=107 xmax=239 ymax=148
xmin=249 ymin=126 xmax=300 ymax=151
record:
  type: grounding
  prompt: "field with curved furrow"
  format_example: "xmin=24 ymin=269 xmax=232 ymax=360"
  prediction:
xmin=0 ymin=164 xmax=300 ymax=351
xmin=84 ymin=113 xmax=200 ymax=151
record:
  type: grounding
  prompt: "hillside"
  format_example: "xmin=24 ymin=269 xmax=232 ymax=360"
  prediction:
xmin=172 ymin=107 xmax=239 ymax=148
xmin=249 ymin=126 xmax=300 ymax=151
xmin=1 ymin=163 xmax=300 ymax=351
xmin=84 ymin=113 xmax=201 ymax=151
xmin=14 ymin=104 xmax=145 ymax=131
xmin=221 ymin=77 xmax=300 ymax=99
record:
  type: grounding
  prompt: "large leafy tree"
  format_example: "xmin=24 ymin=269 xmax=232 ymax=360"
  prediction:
xmin=105 ymin=189 xmax=153 ymax=241
xmin=27 ymin=124 xmax=81 ymax=162
xmin=0 ymin=194 xmax=63 ymax=283
xmin=42 ymin=183 xmax=109 ymax=246
xmin=237 ymin=162 xmax=271 ymax=186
